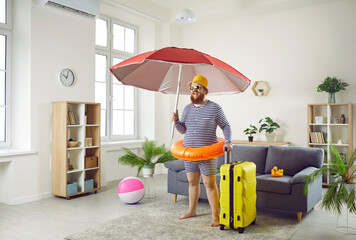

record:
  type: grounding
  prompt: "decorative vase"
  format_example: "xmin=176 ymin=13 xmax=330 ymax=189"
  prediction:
xmin=265 ymin=132 xmax=276 ymax=142
xmin=248 ymin=136 xmax=254 ymax=142
xmin=328 ymin=92 xmax=336 ymax=103
xmin=142 ymin=165 xmax=154 ymax=177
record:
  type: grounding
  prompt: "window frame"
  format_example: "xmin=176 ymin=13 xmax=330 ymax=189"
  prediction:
xmin=95 ymin=15 xmax=138 ymax=142
xmin=0 ymin=0 xmax=12 ymax=147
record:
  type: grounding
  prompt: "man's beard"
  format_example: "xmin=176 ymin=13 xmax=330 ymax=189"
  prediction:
xmin=190 ymin=92 xmax=205 ymax=104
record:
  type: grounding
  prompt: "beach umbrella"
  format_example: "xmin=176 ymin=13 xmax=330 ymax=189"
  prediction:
xmin=110 ymin=47 xmax=251 ymax=138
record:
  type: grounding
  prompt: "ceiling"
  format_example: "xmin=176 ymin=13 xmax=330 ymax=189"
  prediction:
xmin=109 ymin=0 xmax=342 ymax=23
xmin=145 ymin=0 xmax=223 ymax=10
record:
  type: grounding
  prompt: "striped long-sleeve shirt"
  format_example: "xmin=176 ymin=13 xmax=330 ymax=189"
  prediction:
xmin=175 ymin=100 xmax=231 ymax=148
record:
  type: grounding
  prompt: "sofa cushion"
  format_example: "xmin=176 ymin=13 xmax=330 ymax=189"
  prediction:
xmin=224 ymin=145 xmax=268 ymax=174
xmin=256 ymin=174 xmax=293 ymax=195
xmin=164 ymin=159 xmax=185 ymax=172
xmin=264 ymin=145 xmax=324 ymax=176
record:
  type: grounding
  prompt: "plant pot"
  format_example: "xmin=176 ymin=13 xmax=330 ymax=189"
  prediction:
xmin=248 ymin=136 xmax=254 ymax=142
xmin=265 ymin=132 xmax=276 ymax=142
xmin=328 ymin=92 xmax=336 ymax=103
xmin=142 ymin=165 xmax=154 ymax=177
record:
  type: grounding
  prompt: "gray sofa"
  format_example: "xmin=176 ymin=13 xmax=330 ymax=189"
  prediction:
xmin=164 ymin=145 xmax=323 ymax=222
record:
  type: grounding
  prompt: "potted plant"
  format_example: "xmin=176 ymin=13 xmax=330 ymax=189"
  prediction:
xmin=317 ymin=76 xmax=349 ymax=103
xmin=304 ymin=143 xmax=356 ymax=231
xmin=243 ymin=124 xmax=258 ymax=142
xmin=258 ymin=117 xmax=280 ymax=142
xmin=258 ymin=89 xmax=264 ymax=96
xmin=118 ymin=138 xmax=176 ymax=177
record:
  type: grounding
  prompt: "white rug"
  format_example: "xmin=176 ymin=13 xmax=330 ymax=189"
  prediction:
xmin=65 ymin=201 xmax=299 ymax=240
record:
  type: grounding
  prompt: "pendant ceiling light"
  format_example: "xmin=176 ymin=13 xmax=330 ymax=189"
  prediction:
xmin=175 ymin=9 xmax=196 ymax=23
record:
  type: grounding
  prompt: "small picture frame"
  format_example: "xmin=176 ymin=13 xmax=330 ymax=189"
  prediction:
xmin=85 ymin=138 xmax=92 ymax=147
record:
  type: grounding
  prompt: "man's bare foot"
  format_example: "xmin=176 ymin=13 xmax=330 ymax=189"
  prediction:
xmin=178 ymin=211 xmax=196 ymax=220
xmin=210 ymin=215 xmax=220 ymax=227
xmin=210 ymin=221 xmax=220 ymax=227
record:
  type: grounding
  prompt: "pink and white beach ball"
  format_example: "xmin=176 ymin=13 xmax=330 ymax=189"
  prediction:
xmin=117 ymin=177 xmax=145 ymax=204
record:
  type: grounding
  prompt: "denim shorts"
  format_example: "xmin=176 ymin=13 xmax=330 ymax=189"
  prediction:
xmin=184 ymin=158 xmax=218 ymax=176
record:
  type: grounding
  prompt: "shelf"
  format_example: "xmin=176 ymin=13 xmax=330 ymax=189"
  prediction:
xmin=52 ymin=101 xmax=101 ymax=198
xmin=85 ymin=146 xmax=99 ymax=149
xmin=85 ymin=167 xmax=99 ymax=171
xmin=251 ymin=81 xmax=270 ymax=96
xmin=332 ymin=144 xmax=349 ymax=147
xmin=67 ymin=147 xmax=84 ymax=150
xmin=309 ymin=143 xmax=328 ymax=146
xmin=307 ymin=103 xmax=353 ymax=186
xmin=67 ymin=169 xmax=83 ymax=174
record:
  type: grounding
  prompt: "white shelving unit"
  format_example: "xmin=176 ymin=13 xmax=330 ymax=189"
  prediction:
xmin=307 ymin=103 xmax=353 ymax=185
xmin=52 ymin=102 xmax=101 ymax=199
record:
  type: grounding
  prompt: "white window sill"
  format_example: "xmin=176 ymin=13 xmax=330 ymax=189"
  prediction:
xmin=0 ymin=149 xmax=37 ymax=162
xmin=101 ymin=139 xmax=145 ymax=149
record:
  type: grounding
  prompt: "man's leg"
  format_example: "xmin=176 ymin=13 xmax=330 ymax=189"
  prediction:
xmin=202 ymin=174 xmax=220 ymax=227
xmin=178 ymin=171 xmax=201 ymax=220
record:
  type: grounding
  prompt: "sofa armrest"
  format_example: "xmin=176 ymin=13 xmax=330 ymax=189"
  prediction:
xmin=164 ymin=159 xmax=185 ymax=172
xmin=290 ymin=166 xmax=319 ymax=184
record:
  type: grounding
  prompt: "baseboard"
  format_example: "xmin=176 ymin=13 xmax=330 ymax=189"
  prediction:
xmin=11 ymin=192 xmax=53 ymax=205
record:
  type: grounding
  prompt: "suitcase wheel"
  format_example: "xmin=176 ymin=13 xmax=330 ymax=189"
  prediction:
xmin=238 ymin=228 xmax=244 ymax=234
xmin=220 ymin=224 xmax=225 ymax=230
xmin=252 ymin=219 xmax=256 ymax=225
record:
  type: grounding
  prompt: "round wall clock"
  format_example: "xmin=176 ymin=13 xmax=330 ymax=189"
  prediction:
xmin=59 ymin=68 xmax=75 ymax=87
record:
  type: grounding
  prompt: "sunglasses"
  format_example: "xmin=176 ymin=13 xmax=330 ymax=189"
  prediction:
xmin=189 ymin=85 xmax=203 ymax=91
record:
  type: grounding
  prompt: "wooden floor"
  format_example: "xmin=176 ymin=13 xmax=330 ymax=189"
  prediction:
xmin=1 ymin=174 xmax=356 ymax=240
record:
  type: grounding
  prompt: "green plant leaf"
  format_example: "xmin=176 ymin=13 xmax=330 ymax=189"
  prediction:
xmin=118 ymin=137 xmax=176 ymax=176
xmin=304 ymin=143 xmax=356 ymax=214
xmin=317 ymin=76 xmax=348 ymax=93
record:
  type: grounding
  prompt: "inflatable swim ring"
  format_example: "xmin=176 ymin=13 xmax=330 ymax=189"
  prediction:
xmin=170 ymin=138 xmax=225 ymax=161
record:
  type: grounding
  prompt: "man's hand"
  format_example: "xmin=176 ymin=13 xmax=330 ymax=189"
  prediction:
xmin=224 ymin=143 xmax=233 ymax=152
xmin=171 ymin=110 xmax=179 ymax=122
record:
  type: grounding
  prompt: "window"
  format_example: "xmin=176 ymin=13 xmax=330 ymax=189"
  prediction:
xmin=95 ymin=16 xmax=137 ymax=141
xmin=0 ymin=0 xmax=11 ymax=147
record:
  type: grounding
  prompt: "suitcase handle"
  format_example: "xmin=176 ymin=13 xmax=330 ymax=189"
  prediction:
xmin=224 ymin=147 xmax=231 ymax=164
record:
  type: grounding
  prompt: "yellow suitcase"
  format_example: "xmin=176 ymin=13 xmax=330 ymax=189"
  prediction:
xmin=219 ymin=152 xmax=257 ymax=233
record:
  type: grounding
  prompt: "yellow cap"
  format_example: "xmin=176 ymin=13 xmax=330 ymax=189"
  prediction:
xmin=189 ymin=75 xmax=208 ymax=88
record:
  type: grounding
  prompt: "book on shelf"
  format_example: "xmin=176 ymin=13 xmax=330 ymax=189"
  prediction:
xmin=67 ymin=111 xmax=77 ymax=125
xmin=309 ymin=131 xmax=326 ymax=144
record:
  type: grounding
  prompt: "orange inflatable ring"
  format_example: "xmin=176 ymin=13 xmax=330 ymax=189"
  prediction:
xmin=170 ymin=138 xmax=225 ymax=161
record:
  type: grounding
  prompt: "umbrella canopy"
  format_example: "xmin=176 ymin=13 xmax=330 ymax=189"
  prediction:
xmin=110 ymin=47 xmax=251 ymax=95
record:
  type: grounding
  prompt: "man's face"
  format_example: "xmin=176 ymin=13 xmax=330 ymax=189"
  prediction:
xmin=190 ymin=83 xmax=205 ymax=104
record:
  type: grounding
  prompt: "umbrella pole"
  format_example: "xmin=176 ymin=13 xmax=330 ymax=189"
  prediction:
xmin=171 ymin=64 xmax=182 ymax=139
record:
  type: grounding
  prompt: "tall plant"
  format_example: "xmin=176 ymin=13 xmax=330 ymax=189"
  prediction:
xmin=118 ymin=138 xmax=176 ymax=176
xmin=304 ymin=143 xmax=356 ymax=214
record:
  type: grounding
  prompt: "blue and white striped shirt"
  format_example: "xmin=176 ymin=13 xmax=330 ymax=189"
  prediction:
xmin=175 ymin=100 xmax=231 ymax=148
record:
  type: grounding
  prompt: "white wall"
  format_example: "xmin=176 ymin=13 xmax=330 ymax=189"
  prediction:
xmin=161 ymin=0 xmax=356 ymax=148
xmin=0 ymin=0 xmax=161 ymax=204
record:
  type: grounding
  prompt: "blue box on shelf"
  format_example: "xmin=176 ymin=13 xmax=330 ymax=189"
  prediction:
xmin=67 ymin=182 xmax=78 ymax=195
xmin=85 ymin=179 xmax=94 ymax=191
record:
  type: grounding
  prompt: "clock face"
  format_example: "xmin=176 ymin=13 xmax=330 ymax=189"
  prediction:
xmin=59 ymin=68 xmax=75 ymax=87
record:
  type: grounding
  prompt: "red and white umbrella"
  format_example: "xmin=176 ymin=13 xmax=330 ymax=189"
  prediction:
xmin=110 ymin=47 xmax=251 ymax=137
